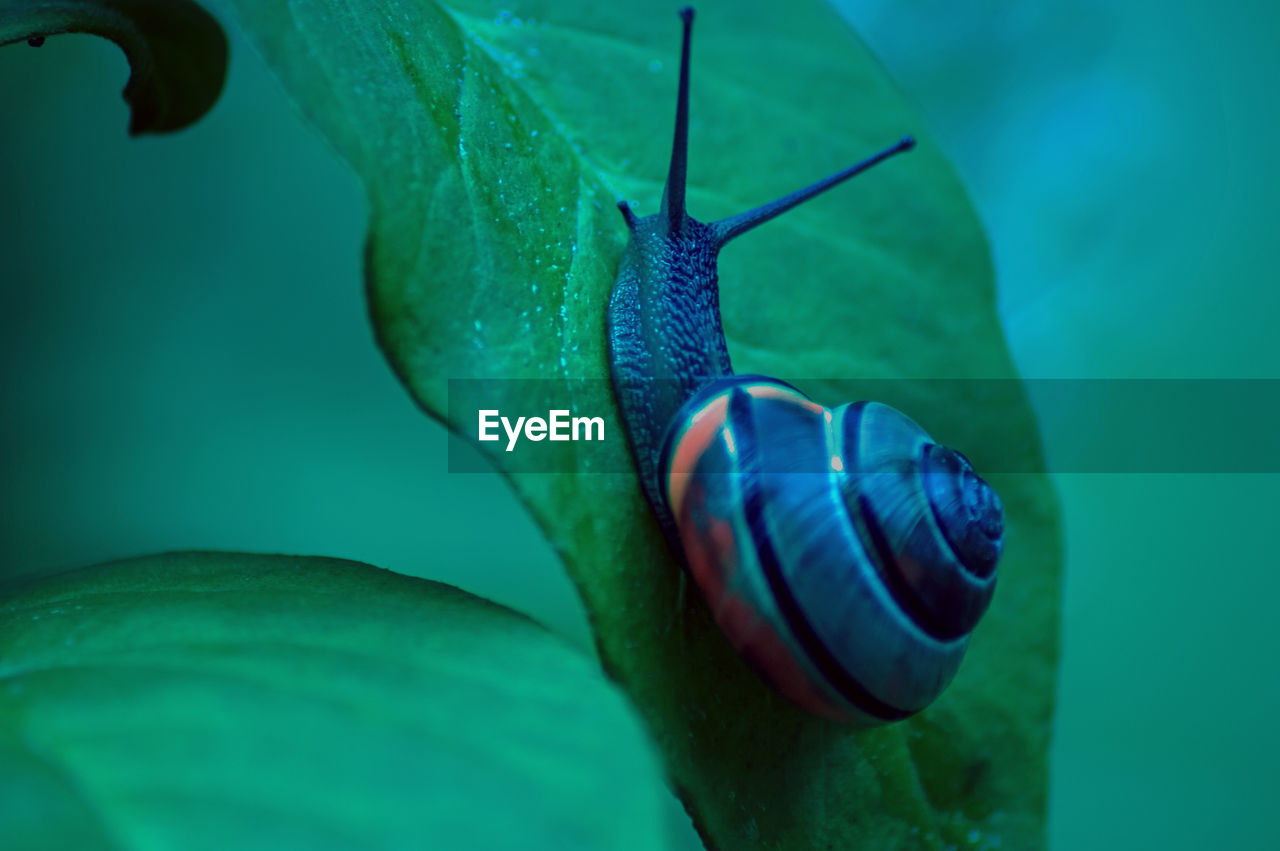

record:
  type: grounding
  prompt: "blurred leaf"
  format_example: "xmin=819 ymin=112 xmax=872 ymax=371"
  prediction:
xmin=0 ymin=0 xmax=227 ymax=133
xmin=0 ymin=725 xmax=115 ymax=850
xmin=0 ymin=552 xmax=667 ymax=850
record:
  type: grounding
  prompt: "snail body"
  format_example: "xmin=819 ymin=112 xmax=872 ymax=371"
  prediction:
xmin=607 ymin=8 xmax=1003 ymax=724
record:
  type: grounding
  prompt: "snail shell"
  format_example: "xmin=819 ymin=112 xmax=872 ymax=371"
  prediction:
xmin=659 ymin=376 xmax=1001 ymax=723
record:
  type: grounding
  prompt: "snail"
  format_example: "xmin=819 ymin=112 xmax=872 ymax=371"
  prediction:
xmin=607 ymin=8 xmax=1004 ymax=725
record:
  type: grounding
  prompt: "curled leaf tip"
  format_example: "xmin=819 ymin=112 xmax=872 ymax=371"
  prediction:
xmin=0 ymin=0 xmax=229 ymax=135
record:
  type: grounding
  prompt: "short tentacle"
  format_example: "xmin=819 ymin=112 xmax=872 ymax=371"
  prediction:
xmin=617 ymin=200 xmax=638 ymax=230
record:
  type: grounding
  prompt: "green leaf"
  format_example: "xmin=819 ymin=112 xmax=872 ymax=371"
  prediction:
xmin=210 ymin=0 xmax=1061 ymax=848
xmin=0 ymin=552 xmax=667 ymax=850
xmin=0 ymin=0 xmax=227 ymax=133
xmin=16 ymin=0 xmax=1059 ymax=845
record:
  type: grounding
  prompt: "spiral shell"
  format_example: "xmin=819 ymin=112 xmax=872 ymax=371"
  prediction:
xmin=659 ymin=376 xmax=1003 ymax=724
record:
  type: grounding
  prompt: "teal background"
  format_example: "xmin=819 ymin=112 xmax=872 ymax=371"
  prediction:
xmin=2 ymin=1 xmax=1277 ymax=848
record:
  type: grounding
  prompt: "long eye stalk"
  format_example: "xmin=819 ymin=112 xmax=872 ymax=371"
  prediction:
xmin=712 ymin=136 xmax=915 ymax=246
xmin=658 ymin=7 xmax=696 ymax=235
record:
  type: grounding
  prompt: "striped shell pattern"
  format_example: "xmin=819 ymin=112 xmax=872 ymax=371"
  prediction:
xmin=660 ymin=376 xmax=1003 ymax=724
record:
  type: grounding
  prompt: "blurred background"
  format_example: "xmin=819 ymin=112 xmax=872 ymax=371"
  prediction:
xmin=2 ymin=1 xmax=1276 ymax=848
